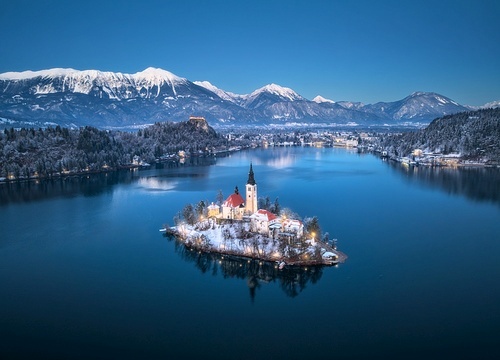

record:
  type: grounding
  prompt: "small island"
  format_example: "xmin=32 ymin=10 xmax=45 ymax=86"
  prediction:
xmin=161 ymin=164 xmax=346 ymax=267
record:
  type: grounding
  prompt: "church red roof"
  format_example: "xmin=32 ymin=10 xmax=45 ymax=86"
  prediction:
xmin=256 ymin=209 xmax=277 ymax=221
xmin=223 ymin=193 xmax=245 ymax=208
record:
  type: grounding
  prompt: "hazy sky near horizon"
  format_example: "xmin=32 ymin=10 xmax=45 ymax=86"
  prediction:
xmin=1 ymin=0 xmax=499 ymax=105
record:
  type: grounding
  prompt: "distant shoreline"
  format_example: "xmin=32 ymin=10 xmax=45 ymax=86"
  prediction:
xmin=0 ymin=149 xmax=240 ymax=185
xmin=0 ymin=163 xmax=148 ymax=184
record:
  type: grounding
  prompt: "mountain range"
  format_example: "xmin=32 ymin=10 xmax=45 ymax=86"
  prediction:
xmin=0 ymin=67 xmax=496 ymax=129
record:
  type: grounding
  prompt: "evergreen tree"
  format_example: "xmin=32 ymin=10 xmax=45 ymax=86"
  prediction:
xmin=195 ymin=200 xmax=206 ymax=218
xmin=304 ymin=216 xmax=321 ymax=241
xmin=271 ymin=197 xmax=280 ymax=215
xmin=216 ymin=190 xmax=224 ymax=206
xmin=182 ymin=204 xmax=196 ymax=225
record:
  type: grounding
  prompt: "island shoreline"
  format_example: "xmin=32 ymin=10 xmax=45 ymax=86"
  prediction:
xmin=161 ymin=221 xmax=347 ymax=268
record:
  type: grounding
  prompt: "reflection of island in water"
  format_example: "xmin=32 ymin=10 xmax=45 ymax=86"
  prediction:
xmin=388 ymin=161 xmax=500 ymax=207
xmin=168 ymin=236 xmax=325 ymax=301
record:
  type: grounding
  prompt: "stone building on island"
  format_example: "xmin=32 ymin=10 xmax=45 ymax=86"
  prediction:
xmin=220 ymin=163 xmax=257 ymax=220
xmin=221 ymin=186 xmax=245 ymax=220
xmin=212 ymin=163 xmax=304 ymax=239
xmin=250 ymin=209 xmax=279 ymax=235
xmin=245 ymin=163 xmax=258 ymax=214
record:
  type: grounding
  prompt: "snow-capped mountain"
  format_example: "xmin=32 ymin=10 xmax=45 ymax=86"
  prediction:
xmin=336 ymin=101 xmax=365 ymax=110
xmin=312 ymin=95 xmax=335 ymax=104
xmin=193 ymin=80 xmax=245 ymax=105
xmin=0 ymin=67 xmax=189 ymax=99
xmin=481 ymin=100 xmax=500 ymax=109
xmin=0 ymin=67 xmax=248 ymax=127
xmin=250 ymin=83 xmax=304 ymax=101
xmin=362 ymin=92 xmax=469 ymax=122
xmin=0 ymin=67 xmax=477 ymax=128
xmin=243 ymin=84 xmax=305 ymax=109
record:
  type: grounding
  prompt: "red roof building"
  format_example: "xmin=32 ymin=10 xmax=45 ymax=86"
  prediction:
xmin=250 ymin=209 xmax=279 ymax=235
xmin=255 ymin=209 xmax=277 ymax=221
xmin=221 ymin=186 xmax=246 ymax=220
xmin=223 ymin=193 xmax=245 ymax=208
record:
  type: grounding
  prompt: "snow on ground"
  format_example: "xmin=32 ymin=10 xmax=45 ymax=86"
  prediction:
xmin=177 ymin=220 xmax=280 ymax=259
xmin=173 ymin=219 xmax=339 ymax=264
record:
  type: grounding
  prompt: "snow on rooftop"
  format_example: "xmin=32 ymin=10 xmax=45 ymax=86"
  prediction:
xmin=251 ymin=209 xmax=277 ymax=221
xmin=223 ymin=192 xmax=245 ymax=208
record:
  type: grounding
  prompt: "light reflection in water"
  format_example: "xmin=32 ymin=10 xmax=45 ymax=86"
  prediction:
xmin=166 ymin=234 xmax=325 ymax=301
xmin=137 ymin=177 xmax=178 ymax=191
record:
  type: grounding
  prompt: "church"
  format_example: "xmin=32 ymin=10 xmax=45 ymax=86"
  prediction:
xmin=206 ymin=163 xmax=257 ymax=220
xmin=221 ymin=163 xmax=257 ymax=220
xmin=207 ymin=163 xmax=304 ymax=239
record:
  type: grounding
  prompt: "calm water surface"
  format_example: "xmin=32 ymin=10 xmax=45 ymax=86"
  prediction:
xmin=1 ymin=147 xmax=499 ymax=359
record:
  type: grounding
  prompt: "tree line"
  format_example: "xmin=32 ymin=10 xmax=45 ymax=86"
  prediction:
xmin=375 ymin=108 xmax=500 ymax=163
xmin=0 ymin=119 xmax=237 ymax=180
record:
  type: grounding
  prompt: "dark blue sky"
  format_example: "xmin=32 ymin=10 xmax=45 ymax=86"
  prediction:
xmin=1 ymin=0 xmax=499 ymax=105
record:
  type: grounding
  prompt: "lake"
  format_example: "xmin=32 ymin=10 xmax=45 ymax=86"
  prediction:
xmin=1 ymin=147 xmax=499 ymax=359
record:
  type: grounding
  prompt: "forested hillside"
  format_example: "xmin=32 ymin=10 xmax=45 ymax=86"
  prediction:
xmin=0 ymin=117 xmax=231 ymax=180
xmin=377 ymin=108 xmax=500 ymax=164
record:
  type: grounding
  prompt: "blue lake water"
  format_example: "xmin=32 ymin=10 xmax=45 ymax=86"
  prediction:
xmin=1 ymin=147 xmax=499 ymax=359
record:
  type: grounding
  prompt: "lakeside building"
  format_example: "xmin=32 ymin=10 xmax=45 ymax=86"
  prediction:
xmin=212 ymin=164 xmax=304 ymax=239
xmin=207 ymin=202 xmax=220 ymax=218
xmin=221 ymin=186 xmax=245 ymax=220
xmin=250 ymin=209 xmax=279 ymax=235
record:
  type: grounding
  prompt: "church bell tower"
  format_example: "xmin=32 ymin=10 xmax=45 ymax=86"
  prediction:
xmin=245 ymin=163 xmax=257 ymax=214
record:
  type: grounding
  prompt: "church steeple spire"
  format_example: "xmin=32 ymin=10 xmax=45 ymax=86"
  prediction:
xmin=245 ymin=163 xmax=258 ymax=214
xmin=247 ymin=163 xmax=256 ymax=185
